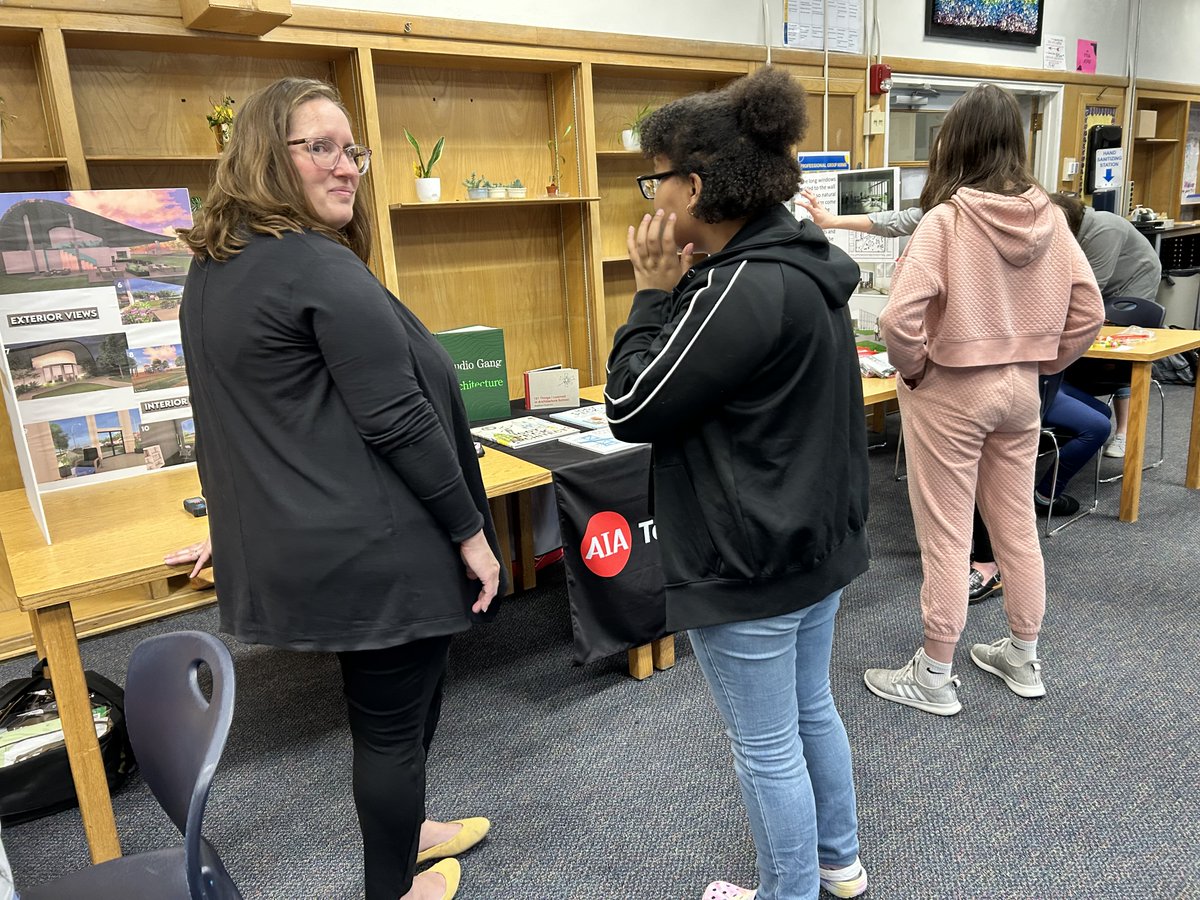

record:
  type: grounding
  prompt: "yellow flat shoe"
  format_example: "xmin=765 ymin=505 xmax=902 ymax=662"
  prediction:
xmin=415 ymin=817 xmax=491 ymax=865
xmin=425 ymin=858 xmax=461 ymax=900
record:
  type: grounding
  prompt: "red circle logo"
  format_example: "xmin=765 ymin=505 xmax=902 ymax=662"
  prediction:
xmin=580 ymin=511 xmax=632 ymax=578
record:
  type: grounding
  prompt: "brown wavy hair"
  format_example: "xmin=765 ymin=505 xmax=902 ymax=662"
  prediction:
xmin=1049 ymin=192 xmax=1085 ymax=236
xmin=919 ymin=83 xmax=1039 ymax=212
xmin=178 ymin=77 xmax=372 ymax=263
xmin=639 ymin=66 xmax=808 ymax=224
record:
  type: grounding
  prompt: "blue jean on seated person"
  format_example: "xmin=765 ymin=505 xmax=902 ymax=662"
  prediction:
xmin=1037 ymin=382 xmax=1112 ymax=498
xmin=688 ymin=589 xmax=859 ymax=900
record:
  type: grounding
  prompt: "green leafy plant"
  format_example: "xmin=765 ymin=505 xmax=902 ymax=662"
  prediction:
xmin=546 ymin=123 xmax=573 ymax=187
xmin=404 ymin=128 xmax=444 ymax=178
xmin=510 ymin=178 xmax=524 ymax=189
xmin=462 ymin=171 xmax=484 ymax=189
xmin=623 ymin=104 xmax=654 ymax=139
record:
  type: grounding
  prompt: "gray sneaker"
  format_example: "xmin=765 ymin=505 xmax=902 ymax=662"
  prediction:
xmin=864 ymin=652 xmax=962 ymax=716
xmin=970 ymin=638 xmax=1045 ymax=698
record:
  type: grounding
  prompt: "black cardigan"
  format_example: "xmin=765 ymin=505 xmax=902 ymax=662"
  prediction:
xmin=181 ymin=230 xmax=501 ymax=652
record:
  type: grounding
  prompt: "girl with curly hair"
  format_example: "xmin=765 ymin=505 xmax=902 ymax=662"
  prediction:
xmin=605 ymin=67 xmax=870 ymax=900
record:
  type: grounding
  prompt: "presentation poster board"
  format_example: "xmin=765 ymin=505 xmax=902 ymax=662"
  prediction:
xmin=0 ymin=189 xmax=195 ymax=543
xmin=796 ymin=163 xmax=901 ymax=262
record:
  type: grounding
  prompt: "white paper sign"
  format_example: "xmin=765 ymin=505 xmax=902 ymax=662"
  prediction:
xmin=1093 ymin=147 xmax=1123 ymax=192
xmin=1043 ymin=35 xmax=1067 ymax=71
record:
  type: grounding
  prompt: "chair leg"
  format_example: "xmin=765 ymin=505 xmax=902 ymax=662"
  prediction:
xmin=894 ymin=425 xmax=907 ymax=481
xmin=1100 ymin=381 xmax=1166 ymax=483
xmin=1042 ymin=431 xmax=1059 ymax=537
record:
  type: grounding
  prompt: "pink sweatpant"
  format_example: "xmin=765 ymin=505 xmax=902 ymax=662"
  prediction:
xmin=896 ymin=360 xmax=1047 ymax=645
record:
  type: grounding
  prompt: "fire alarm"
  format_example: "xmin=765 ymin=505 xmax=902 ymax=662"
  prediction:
xmin=870 ymin=63 xmax=893 ymax=95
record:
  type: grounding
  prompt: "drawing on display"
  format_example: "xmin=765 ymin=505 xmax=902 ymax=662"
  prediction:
xmin=116 ymin=277 xmax=185 ymax=325
xmin=6 ymin=332 xmax=132 ymax=402
xmin=0 ymin=190 xmax=192 ymax=295
xmin=126 ymin=342 xmax=188 ymax=393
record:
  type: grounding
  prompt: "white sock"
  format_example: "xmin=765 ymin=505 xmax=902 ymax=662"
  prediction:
xmin=915 ymin=649 xmax=952 ymax=687
xmin=820 ymin=857 xmax=863 ymax=878
xmin=1006 ymin=634 xmax=1037 ymax=664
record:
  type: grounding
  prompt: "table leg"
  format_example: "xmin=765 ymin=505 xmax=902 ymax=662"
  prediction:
xmin=1188 ymin=377 xmax=1200 ymax=490
xmin=627 ymin=643 xmax=653 ymax=680
xmin=1118 ymin=362 xmax=1151 ymax=522
xmin=29 ymin=611 xmax=47 ymax=661
xmin=489 ymin=497 xmax=515 ymax=597
xmin=652 ymin=634 xmax=675 ymax=670
xmin=516 ymin=489 xmax=537 ymax=591
xmin=34 ymin=603 xmax=122 ymax=863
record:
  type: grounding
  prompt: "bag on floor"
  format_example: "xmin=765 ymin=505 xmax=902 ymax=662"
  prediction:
xmin=0 ymin=659 xmax=136 ymax=825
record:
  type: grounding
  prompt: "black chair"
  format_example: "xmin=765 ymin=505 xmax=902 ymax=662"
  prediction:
xmin=1097 ymin=295 xmax=1167 ymax=482
xmin=23 ymin=631 xmax=242 ymax=900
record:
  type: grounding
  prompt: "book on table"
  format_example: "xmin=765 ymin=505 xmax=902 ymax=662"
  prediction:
xmin=523 ymin=364 xmax=580 ymax=409
xmin=548 ymin=404 xmax=609 ymax=430
xmin=434 ymin=325 xmax=510 ymax=422
xmin=558 ymin=426 xmax=644 ymax=455
xmin=470 ymin=416 xmax=578 ymax=449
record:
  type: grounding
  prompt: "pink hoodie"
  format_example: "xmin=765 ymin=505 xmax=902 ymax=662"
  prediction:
xmin=879 ymin=186 xmax=1104 ymax=383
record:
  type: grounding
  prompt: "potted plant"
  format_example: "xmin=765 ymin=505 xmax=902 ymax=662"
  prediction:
xmin=487 ymin=180 xmax=508 ymax=200
xmin=621 ymin=104 xmax=653 ymax=151
xmin=0 ymin=95 xmax=15 ymax=159
xmin=405 ymin=129 xmax=444 ymax=202
xmin=546 ymin=123 xmax=573 ymax=196
xmin=206 ymin=95 xmax=236 ymax=151
xmin=463 ymin=172 xmax=488 ymax=200
xmin=508 ymin=178 xmax=527 ymax=199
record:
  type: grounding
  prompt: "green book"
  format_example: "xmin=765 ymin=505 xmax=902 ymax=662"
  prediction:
xmin=434 ymin=325 xmax=510 ymax=422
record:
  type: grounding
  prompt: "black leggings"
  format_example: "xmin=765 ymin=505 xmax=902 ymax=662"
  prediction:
xmin=337 ymin=635 xmax=452 ymax=900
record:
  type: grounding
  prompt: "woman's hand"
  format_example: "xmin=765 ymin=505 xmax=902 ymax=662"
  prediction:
xmin=164 ymin=537 xmax=212 ymax=579
xmin=627 ymin=209 xmax=694 ymax=294
xmin=797 ymin=189 xmax=836 ymax=229
xmin=460 ymin=530 xmax=501 ymax=613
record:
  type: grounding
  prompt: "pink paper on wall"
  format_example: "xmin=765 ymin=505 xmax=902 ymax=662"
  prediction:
xmin=1076 ymin=40 xmax=1097 ymax=74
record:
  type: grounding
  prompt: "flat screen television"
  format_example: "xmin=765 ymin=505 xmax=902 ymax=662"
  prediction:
xmin=924 ymin=0 xmax=1045 ymax=48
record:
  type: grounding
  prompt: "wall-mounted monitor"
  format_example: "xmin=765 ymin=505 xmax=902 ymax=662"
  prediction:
xmin=924 ymin=0 xmax=1045 ymax=48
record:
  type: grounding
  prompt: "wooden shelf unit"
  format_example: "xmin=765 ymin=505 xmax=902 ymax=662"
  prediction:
xmin=1130 ymin=91 xmax=1194 ymax=220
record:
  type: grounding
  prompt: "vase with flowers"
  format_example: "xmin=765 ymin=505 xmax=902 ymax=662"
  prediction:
xmin=207 ymin=96 xmax=236 ymax=151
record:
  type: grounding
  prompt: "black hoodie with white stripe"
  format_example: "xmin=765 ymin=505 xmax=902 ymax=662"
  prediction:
xmin=605 ymin=204 xmax=870 ymax=631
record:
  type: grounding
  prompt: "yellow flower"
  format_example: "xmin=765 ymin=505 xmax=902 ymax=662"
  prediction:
xmin=412 ymin=161 xmax=423 ymax=178
xmin=206 ymin=96 xmax=236 ymax=127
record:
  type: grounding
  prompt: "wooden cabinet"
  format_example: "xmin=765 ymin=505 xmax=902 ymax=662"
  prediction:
xmin=0 ymin=29 xmax=69 ymax=192
xmin=1131 ymin=93 xmax=1188 ymax=219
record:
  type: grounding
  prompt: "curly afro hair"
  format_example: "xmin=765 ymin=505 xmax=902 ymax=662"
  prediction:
xmin=639 ymin=66 xmax=808 ymax=224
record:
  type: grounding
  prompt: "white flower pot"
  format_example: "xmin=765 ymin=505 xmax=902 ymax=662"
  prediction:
xmin=415 ymin=177 xmax=441 ymax=202
xmin=508 ymin=187 xmax=527 ymax=199
xmin=467 ymin=187 xmax=488 ymax=200
xmin=620 ymin=129 xmax=640 ymax=151
xmin=487 ymin=186 xmax=508 ymax=199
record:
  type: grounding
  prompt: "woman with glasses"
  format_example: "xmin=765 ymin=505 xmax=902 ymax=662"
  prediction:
xmin=175 ymin=77 xmax=500 ymax=900
xmin=606 ymin=67 xmax=870 ymax=900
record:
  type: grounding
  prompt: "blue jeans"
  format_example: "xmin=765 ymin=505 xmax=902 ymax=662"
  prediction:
xmin=689 ymin=590 xmax=859 ymax=900
xmin=1037 ymin=381 xmax=1112 ymax=498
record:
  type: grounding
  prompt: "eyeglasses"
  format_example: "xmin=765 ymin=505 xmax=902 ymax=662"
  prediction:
xmin=286 ymin=137 xmax=372 ymax=175
xmin=636 ymin=170 xmax=679 ymax=200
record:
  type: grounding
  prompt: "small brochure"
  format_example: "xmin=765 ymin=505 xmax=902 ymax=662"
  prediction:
xmin=549 ymin=404 xmax=608 ymax=430
xmin=558 ymin=426 xmax=644 ymax=456
xmin=523 ymin=364 xmax=580 ymax=410
xmin=471 ymin=415 xmax=578 ymax=449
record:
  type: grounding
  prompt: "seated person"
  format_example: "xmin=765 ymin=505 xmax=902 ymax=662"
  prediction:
xmin=1035 ymin=379 xmax=1112 ymax=516
xmin=1049 ymin=192 xmax=1163 ymax=459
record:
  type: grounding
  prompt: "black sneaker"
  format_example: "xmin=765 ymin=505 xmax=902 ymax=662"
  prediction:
xmin=968 ymin=568 xmax=1002 ymax=604
xmin=1034 ymin=492 xmax=1080 ymax=517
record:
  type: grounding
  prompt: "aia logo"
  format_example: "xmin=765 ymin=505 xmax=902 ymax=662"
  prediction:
xmin=581 ymin=511 xmax=632 ymax=577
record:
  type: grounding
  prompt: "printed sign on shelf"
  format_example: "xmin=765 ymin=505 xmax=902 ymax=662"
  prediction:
xmin=1093 ymin=147 xmax=1123 ymax=192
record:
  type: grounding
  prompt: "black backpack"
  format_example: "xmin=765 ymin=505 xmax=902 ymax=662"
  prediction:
xmin=0 ymin=659 xmax=136 ymax=825
xmin=1151 ymin=327 xmax=1199 ymax=385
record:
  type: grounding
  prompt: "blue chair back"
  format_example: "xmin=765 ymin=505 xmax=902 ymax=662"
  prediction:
xmin=125 ymin=631 xmax=237 ymax=899
xmin=1104 ymin=296 xmax=1166 ymax=328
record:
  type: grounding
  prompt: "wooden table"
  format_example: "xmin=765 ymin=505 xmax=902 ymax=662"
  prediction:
xmin=0 ymin=450 xmax=552 ymax=865
xmin=1082 ymin=325 xmax=1200 ymax=521
xmin=478 ymin=445 xmax=553 ymax=593
xmin=0 ymin=468 xmax=212 ymax=864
